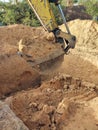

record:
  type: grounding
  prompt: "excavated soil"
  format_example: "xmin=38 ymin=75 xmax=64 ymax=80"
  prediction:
xmin=60 ymin=19 xmax=98 ymax=67
xmin=9 ymin=74 xmax=98 ymax=130
xmin=0 ymin=24 xmax=62 ymax=58
xmin=0 ymin=19 xmax=98 ymax=130
xmin=0 ymin=24 xmax=63 ymax=98
xmin=0 ymin=54 xmax=41 ymax=98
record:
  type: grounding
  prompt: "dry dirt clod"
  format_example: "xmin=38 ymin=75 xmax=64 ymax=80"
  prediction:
xmin=56 ymin=98 xmax=69 ymax=114
xmin=46 ymin=32 xmax=55 ymax=41
xmin=43 ymin=104 xmax=55 ymax=114
xmin=18 ymin=39 xmax=28 ymax=54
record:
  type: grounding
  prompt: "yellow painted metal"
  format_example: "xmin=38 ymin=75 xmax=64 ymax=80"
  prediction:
xmin=29 ymin=0 xmax=58 ymax=31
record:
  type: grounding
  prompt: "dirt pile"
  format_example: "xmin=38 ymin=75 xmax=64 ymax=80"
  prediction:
xmin=60 ymin=55 xmax=98 ymax=84
xmin=60 ymin=19 xmax=98 ymax=49
xmin=0 ymin=24 xmax=64 ymax=99
xmin=0 ymin=20 xmax=98 ymax=130
xmin=41 ymin=54 xmax=98 ymax=85
xmin=10 ymin=74 xmax=98 ymax=130
xmin=0 ymin=24 xmax=62 ymax=58
xmin=0 ymin=20 xmax=98 ymax=54
xmin=60 ymin=19 xmax=98 ymax=67
xmin=0 ymin=54 xmax=41 ymax=99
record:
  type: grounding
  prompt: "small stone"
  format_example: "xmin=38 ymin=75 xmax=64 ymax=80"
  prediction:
xmin=43 ymin=105 xmax=55 ymax=114
xmin=29 ymin=102 xmax=37 ymax=107
xmin=46 ymin=32 xmax=55 ymax=41
xmin=56 ymin=98 xmax=69 ymax=114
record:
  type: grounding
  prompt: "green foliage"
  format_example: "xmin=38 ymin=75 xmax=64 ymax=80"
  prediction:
xmin=0 ymin=0 xmax=65 ymax=26
xmin=79 ymin=0 xmax=98 ymax=20
xmin=73 ymin=0 xmax=78 ymax=2
xmin=0 ymin=1 xmax=40 ymax=26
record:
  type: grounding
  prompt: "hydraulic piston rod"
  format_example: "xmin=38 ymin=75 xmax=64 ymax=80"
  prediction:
xmin=57 ymin=4 xmax=71 ymax=34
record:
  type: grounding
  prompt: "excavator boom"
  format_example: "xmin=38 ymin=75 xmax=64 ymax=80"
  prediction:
xmin=27 ymin=0 xmax=58 ymax=31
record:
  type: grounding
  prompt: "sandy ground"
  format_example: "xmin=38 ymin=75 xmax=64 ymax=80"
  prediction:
xmin=10 ymin=75 xmax=98 ymax=130
xmin=0 ymin=19 xmax=98 ymax=130
xmin=41 ymin=54 xmax=98 ymax=84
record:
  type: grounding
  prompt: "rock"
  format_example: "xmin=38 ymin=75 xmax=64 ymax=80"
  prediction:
xmin=56 ymin=98 xmax=69 ymax=114
xmin=0 ymin=101 xmax=29 ymax=130
xmin=18 ymin=39 xmax=28 ymax=55
xmin=46 ymin=32 xmax=55 ymax=41
xmin=43 ymin=104 xmax=55 ymax=114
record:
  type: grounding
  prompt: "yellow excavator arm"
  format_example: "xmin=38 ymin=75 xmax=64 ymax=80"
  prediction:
xmin=27 ymin=0 xmax=58 ymax=31
xmin=27 ymin=0 xmax=76 ymax=53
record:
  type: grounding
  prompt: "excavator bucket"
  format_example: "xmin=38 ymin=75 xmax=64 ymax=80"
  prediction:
xmin=17 ymin=37 xmax=65 ymax=70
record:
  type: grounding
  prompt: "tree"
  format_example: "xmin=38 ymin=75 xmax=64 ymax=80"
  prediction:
xmin=0 ymin=0 xmax=66 ymax=26
xmin=79 ymin=0 xmax=98 ymax=20
xmin=0 ymin=0 xmax=40 ymax=26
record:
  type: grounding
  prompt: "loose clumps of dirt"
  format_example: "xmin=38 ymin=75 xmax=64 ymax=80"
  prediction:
xmin=10 ymin=74 xmax=98 ymax=130
xmin=0 ymin=24 xmax=62 ymax=58
xmin=0 ymin=19 xmax=98 ymax=130
xmin=0 ymin=24 xmax=63 ymax=98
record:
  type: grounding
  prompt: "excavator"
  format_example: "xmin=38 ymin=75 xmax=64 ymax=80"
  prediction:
xmin=18 ymin=0 xmax=76 ymax=67
xmin=26 ymin=0 xmax=76 ymax=53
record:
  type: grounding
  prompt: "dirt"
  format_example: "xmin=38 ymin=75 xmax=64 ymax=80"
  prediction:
xmin=0 ymin=24 xmax=63 ymax=98
xmin=0 ymin=19 xmax=98 ymax=130
xmin=0 ymin=24 xmax=62 ymax=58
xmin=0 ymin=54 xmax=41 ymax=98
xmin=60 ymin=19 xmax=98 ymax=67
xmin=9 ymin=74 xmax=98 ymax=130
xmin=60 ymin=19 xmax=98 ymax=49
xmin=42 ymin=54 xmax=98 ymax=84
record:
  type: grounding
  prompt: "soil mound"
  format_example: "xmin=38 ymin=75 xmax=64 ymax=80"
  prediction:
xmin=60 ymin=19 xmax=98 ymax=49
xmin=0 ymin=24 xmax=64 ymax=99
xmin=10 ymin=74 xmax=98 ymax=130
xmin=0 ymin=54 xmax=41 ymax=98
xmin=0 ymin=20 xmax=98 ymax=130
xmin=0 ymin=24 xmax=62 ymax=58
xmin=59 ymin=19 xmax=98 ymax=67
